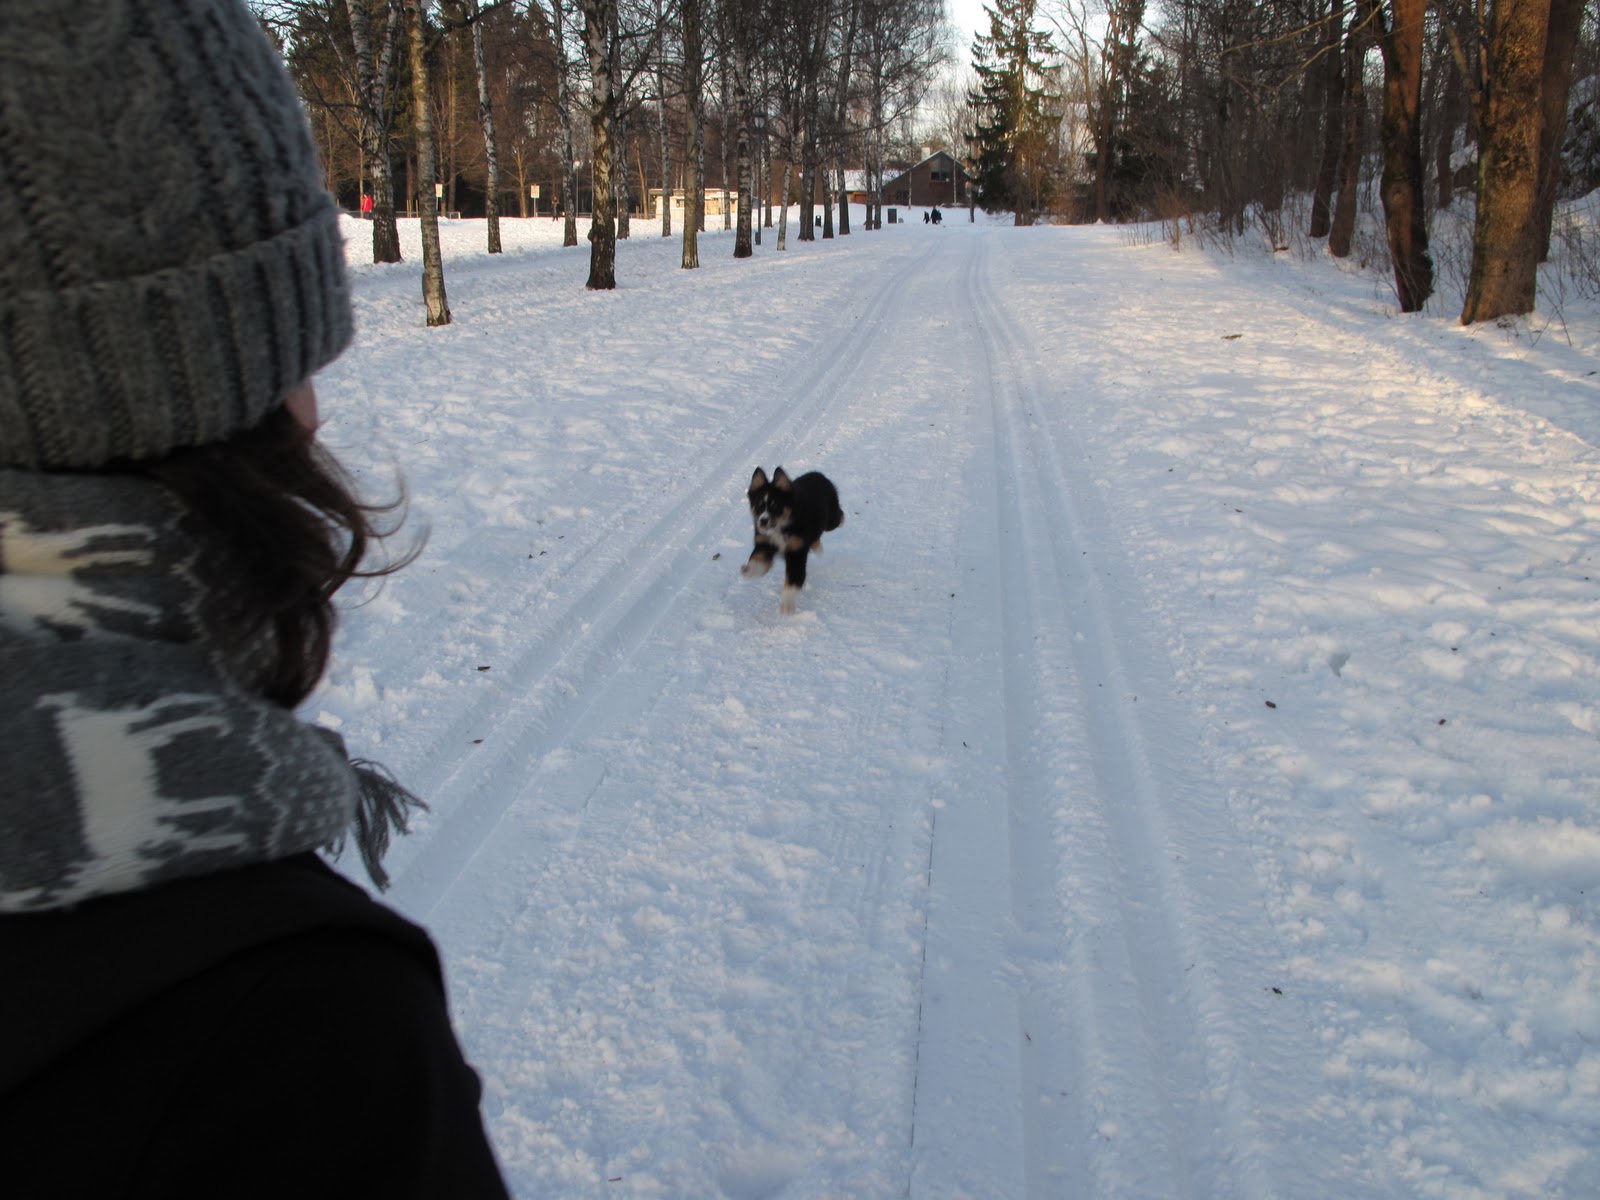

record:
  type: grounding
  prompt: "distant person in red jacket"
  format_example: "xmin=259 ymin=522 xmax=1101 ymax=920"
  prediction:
xmin=361 ymin=190 xmax=375 ymax=218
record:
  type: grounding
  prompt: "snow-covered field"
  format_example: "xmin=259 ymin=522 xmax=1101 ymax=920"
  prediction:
xmin=314 ymin=206 xmax=1600 ymax=1198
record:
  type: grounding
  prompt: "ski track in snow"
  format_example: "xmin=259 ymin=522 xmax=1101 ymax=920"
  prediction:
xmin=311 ymin=214 xmax=1600 ymax=1198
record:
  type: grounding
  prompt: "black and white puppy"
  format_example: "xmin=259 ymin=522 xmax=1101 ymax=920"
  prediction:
xmin=742 ymin=466 xmax=844 ymax=615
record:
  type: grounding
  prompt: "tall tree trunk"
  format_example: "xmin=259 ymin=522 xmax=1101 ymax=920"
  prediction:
xmin=822 ymin=148 xmax=834 ymax=239
xmin=681 ymin=0 xmax=703 ymax=268
xmin=346 ymin=0 xmax=403 ymax=263
xmin=1462 ymin=0 xmax=1551 ymax=322
xmin=657 ymin=57 xmax=673 ymax=237
xmin=867 ymin=61 xmax=885 ymax=230
xmin=581 ymin=0 xmax=619 ymax=288
xmin=836 ymin=160 xmax=849 ymax=235
xmin=719 ymin=68 xmax=734 ymax=231
xmin=777 ymin=158 xmax=792 ymax=249
xmin=443 ymin=24 xmax=459 ymax=213
xmin=549 ymin=0 xmax=581 ymax=248
xmin=468 ymin=0 xmax=502 ymax=254
xmin=798 ymin=124 xmax=814 ymax=239
xmin=1309 ymin=0 xmax=1346 ymax=238
xmin=1372 ymin=0 xmax=1433 ymax=311
xmin=733 ymin=40 xmax=754 ymax=258
xmin=1435 ymin=22 xmax=1463 ymax=209
xmin=1535 ymin=0 xmax=1582 ymax=260
xmin=1328 ymin=6 xmax=1366 ymax=258
xmin=405 ymin=0 xmax=451 ymax=325
xmin=611 ymin=1 xmax=632 ymax=240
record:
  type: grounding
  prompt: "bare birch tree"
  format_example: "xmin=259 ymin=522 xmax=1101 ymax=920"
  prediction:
xmin=538 ymin=0 xmax=584 ymax=247
xmin=347 ymin=0 xmax=405 ymax=262
xmin=406 ymin=0 xmax=452 ymax=323
xmin=578 ymin=0 xmax=621 ymax=287
xmin=466 ymin=0 xmax=502 ymax=253
xmin=681 ymin=0 xmax=705 ymax=268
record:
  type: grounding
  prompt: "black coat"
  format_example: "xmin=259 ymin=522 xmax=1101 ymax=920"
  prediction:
xmin=0 ymin=855 xmax=509 ymax=1199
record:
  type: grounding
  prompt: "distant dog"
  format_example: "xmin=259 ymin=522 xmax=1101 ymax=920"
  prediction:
xmin=741 ymin=466 xmax=844 ymax=615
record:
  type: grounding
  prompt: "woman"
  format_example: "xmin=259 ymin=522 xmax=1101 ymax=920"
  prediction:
xmin=0 ymin=2 xmax=509 ymax=1195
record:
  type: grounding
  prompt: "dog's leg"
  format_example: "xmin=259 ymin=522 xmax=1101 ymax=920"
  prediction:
xmin=780 ymin=541 xmax=809 ymax=615
xmin=742 ymin=542 xmax=777 ymax=579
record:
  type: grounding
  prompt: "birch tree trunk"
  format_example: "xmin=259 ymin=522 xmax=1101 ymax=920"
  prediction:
xmin=657 ymin=54 xmax=673 ymax=237
xmin=467 ymin=0 xmax=502 ymax=254
xmin=681 ymin=0 xmax=703 ymax=269
xmin=616 ymin=99 xmax=633 ymax=240
xmin=346 ymin=0 xmax=403 ymax=263
xmin=733 ymin=39 xmax=755 ymax=258
xmin=581 ymin=0 xmax=619 ymax=288
xmin=611 ymin=1 xmax=632 ymax=240
xmin=777 ymin=158 xmax=792 ymax=249
xmin=548 ymin=0 xmax=581 ymax=248
xmin=719 ymin=67 xmax=733 ymax=231
xmin=405 ymin=0 xmax=451 ymax=324
xmin=798 ymin=117 xmax=816 ymax=239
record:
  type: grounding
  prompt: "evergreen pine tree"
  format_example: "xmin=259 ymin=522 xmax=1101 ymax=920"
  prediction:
xmin=967 ymin=0 xmax=1057 ymax=225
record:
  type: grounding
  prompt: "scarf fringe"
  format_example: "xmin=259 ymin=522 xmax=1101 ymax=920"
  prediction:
xmin=333 ymin=759 xmax=428 ymax=891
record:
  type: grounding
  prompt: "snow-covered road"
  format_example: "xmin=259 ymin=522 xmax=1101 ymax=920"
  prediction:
xmin=316 ymin=212 xmax=1600 ymax=1197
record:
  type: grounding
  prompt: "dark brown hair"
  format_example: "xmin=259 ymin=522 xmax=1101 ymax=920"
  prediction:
xmin=139 ymin=405 xmax=416 ymax=708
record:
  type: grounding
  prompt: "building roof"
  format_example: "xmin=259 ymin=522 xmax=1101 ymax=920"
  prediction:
xmin=881 ymin=150 xmax=973 ymax=189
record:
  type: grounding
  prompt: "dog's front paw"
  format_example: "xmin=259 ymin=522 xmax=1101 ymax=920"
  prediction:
xmin=780 ymin=585 xmax=799 ymax=616
xmin=742 ymin=559 xmax=772 ymax=579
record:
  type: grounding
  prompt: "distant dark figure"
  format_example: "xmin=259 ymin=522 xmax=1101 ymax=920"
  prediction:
xmin=923 ymin=211 xmax=930 ymax=224
xmin=932 ymin=207 xmax=942 ymax=225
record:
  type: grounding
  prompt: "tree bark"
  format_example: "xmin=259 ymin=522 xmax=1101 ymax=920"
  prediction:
xmin=1434 ymin=22 xmax=1463 ymax=210
xmin=467 ymin=0 xmax=502 ymax=254
xmin=346 ymin=0 xmax=403 ymax=263
xmin=1535 ymin=0 xmax=1582 ymax=260
xmin=405 ymin=0 xmax=451 ymax=325
xmin=657 ymin=54 xmax=672 ymax=237
xmin=548 ymin=0 xmax=581 ymax=248
xmin=1372 ymin=0 xmax=1433 ymax=312
xmin=1328 ymin=5 xmax=1365 ymax=258
xmin=581 ymin=0 xmax=619 ymax=288
xmin=777 ymin=158 xmax=792 ymax=249
xmin=1309 ymin=0 xmax=1346 ymax=239
xmin=733 ymin=39 xmax=754 ymax=258
xmin=1462 ymin=0 xmax=1550 ymax=323
xmin=681 ymin=0 xmax=703 ymax=268
xmin=611 ymin=0 xmax=632 ymax=241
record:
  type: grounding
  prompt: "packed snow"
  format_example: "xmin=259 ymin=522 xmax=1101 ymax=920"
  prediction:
xmin=310 ymin=205 xmax=1600 ymax=1198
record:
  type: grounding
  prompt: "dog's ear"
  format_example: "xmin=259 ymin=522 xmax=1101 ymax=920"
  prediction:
xmin=772 ymin=467 xmax=792 ymax=490
xmin=749 ymin=467 xmax=769 ymax=491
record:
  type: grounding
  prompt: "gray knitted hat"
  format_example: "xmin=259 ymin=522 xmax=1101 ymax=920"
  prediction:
xmin=0 ymin=0 xmax=353 ymax=470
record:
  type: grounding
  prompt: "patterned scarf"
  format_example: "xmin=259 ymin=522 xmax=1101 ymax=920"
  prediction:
xmin=0 ymin=468 xmax=420 ymax=912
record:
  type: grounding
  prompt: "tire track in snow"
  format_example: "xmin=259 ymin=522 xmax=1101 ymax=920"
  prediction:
xmin=913 ymin=232 xmax=1292 ymax=1199
xmin=385 ymin=239 xmax=944 ymax=920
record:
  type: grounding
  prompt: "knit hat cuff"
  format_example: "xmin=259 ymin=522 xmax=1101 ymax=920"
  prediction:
xmin=0 ymin=200 xmax=351 ymax=470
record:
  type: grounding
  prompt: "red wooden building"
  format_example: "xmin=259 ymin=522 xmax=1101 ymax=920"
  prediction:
xmin=880 ymin=151 xmax=973 ymax=209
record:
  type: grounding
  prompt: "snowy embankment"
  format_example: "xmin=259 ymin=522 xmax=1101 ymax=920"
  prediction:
xmin=313 ymin=209 xmax=1600 ymax=1198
